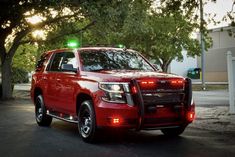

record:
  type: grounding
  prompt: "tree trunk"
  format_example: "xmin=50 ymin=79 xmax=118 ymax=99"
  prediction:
xmin=161 ymin=60 xmax=172 ymax=73
xmin=161 ymin=63 xmax=169 ymax=73
xmin=1 ymin=57 xmax=13 ymax=100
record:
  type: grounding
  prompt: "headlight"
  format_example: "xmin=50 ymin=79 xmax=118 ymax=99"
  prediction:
xmin=99 ymin=82 xmax=129 ymax=104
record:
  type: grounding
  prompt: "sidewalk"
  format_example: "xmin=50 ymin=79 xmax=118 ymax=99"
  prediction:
xmin=14 ymin=83 xmax=31 ymax=91
xmin=190 ymin=90 xmax=235 ymax=133
xmin=193 ymin=90 xmax=229 ymax=106
xmin=12 ymin=84 xmax=235 ymax=133
xmin=190 ymin=106 xmax=235 ymax=132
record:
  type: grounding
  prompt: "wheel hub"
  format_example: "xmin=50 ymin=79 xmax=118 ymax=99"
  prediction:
xmin=82 ymin=117 xmax=91 ymax=134
xmin=36 ymin=98 xmax=43 ymax=121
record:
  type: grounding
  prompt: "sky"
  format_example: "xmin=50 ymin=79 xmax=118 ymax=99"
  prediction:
xmin=204 ymin=0 xmax=234 ymax=29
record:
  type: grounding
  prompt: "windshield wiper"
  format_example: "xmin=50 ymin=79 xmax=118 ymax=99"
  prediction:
xmin=90 ymin=68 xmax=109 ymax=72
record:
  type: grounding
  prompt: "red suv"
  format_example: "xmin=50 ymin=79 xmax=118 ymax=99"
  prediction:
xmin=31 ymin=47 xmax=195 ymax=142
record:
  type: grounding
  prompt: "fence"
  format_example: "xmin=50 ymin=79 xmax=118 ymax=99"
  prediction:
xmin=227 ymin=51 xmax=235 ymax=114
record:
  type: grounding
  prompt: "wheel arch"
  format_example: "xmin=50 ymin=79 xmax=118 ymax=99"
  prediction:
xmin=76 ymin=93 xmax=93 ymax=115
xmin=34 ymin=87 xmax=43 ymax=103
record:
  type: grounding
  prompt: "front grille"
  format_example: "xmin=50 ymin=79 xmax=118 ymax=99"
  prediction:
xmin=142 ymin=92 xmax=184 ymax=105
xmin=131 ymin=79 xmax=188 ymax=128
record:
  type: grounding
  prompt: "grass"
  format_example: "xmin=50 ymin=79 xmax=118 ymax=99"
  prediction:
xmin=192 ymin=84 xmax=228 ymax=91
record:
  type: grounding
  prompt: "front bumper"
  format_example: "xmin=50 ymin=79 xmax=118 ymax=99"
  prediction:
xmin=95 ymin=100 xmax=195 ymax=129
xmin=95 ymin=101 xmax=139 ymax=128
xmin=95 ymin=78 xmax=195 ymax=130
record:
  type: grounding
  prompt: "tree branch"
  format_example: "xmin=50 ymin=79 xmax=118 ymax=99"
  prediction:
xmin=8 ymin=28 xmax=31 ymax=59
xmin=6 ymin=13 xmax=85 ymax=57
xmin=28 ymin=13 xmax=79 ymax=29
xmin=20 ymin=20 xmax=96 ymax=45
xmin=47 ymin=20 xmax=96 ymax=41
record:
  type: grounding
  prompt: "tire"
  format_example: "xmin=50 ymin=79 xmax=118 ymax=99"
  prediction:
xmin=35 ymin=94 xmax=52 ymax=126
xmin=78 ymin=100 xmax=97 ymax=143
xmin=161 ymin=126 xmax=186 ymax=137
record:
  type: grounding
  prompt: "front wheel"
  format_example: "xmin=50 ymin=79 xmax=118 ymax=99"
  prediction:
xmin=161 ymin=126 xmax=186 ymax=137
xmin=35 ymin=95 xmax=52 ymax=126
xmin=78 ymin=100 xmax=97 ymax=142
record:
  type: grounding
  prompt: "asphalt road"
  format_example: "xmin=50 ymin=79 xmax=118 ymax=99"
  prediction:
xmin=0 ymin=99 xmax=235 ymax=157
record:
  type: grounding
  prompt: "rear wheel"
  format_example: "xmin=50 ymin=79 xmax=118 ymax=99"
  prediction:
xmin=161 ymin=126 xmax=186 ymax=137
xmin=78 ymin=100 xmax=97 ymax=143
xmin=35 ymin=95 xmax=52 ymax=126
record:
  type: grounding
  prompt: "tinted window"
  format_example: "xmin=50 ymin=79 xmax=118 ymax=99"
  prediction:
xmin=49 ymin=52 xmax=64 ymax=71
xmin=35 ymin=53 xmax=49 ymax=71
xmin=62 ymin=52 xmax=77 ymax=69
xmin=80 ymin=50 xmax=154 ymax=71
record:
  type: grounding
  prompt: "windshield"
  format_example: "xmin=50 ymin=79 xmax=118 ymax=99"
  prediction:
xmin=79 ymin=49 xmax=155 ymax=72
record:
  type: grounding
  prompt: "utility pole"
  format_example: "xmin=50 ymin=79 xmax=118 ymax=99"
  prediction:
xmin=200 ymin=0 xmax=206 ymax=90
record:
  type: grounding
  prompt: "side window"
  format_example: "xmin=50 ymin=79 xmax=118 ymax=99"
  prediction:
xmin=35 ymin=53 xmax=49 ymax=71
xmin=48 ymin=52 xmax=64 ymax=71
xmin=62 ymin=52 xmax=77 ymax=69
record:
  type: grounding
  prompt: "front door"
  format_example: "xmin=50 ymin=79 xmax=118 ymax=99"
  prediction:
xmin=56 ymin=52 xmax=78 ymax=114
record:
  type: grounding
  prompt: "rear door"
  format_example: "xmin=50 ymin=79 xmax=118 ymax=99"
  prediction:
xmin=44 ymin=52 xmax=64 ymax=109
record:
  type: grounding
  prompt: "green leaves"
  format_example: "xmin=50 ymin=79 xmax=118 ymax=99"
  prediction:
xmin=13 ymin=44 xmax=37 ymax=72
xmin=29 ymin=0 xmax=209 ymax=73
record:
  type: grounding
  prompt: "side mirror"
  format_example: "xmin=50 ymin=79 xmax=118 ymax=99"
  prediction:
xmin=61 ymin=64 xmax=77 ymax=73
xmin=153 ymin=64 xmax=160 ymax=71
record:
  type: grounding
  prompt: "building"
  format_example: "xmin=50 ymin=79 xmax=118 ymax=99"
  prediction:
xmin=170 ymin=26 xmax=235 ymax=82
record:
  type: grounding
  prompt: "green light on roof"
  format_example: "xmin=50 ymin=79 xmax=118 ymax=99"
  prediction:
xmin=117 ymin=44 xmax=125 ymax=48
xmin=66 ymin=39 xmax=80 ymax=48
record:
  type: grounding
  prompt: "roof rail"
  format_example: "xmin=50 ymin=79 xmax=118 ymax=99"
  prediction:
xmin=82 ymin=44 xmax=126 ymax=48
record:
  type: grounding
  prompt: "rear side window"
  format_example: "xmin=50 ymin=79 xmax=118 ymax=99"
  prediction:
xmin=35 ymin=53 xmax=49 ymax=72
xmin=48 ymin=52 xmax=64 ymax=71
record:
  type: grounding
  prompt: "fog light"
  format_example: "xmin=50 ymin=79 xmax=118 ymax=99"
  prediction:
xmin=111 ymin=117 xmax=122 ymax=125
xmin=113 ymin=118 xmax=120 ymax=124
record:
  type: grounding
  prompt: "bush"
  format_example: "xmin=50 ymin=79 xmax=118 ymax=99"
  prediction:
xmin=12 ymin=67 xmax=29 ymax=84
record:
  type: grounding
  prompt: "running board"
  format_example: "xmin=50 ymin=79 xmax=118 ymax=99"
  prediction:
xmin=46 ymin=110 xmax=78 ymax=124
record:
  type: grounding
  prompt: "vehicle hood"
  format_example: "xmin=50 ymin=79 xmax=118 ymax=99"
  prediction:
xmin=81 ymin=70 xmax=184 ymax=82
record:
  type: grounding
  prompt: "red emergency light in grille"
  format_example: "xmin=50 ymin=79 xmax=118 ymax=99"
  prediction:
xmin=169 ymin=79 xmax=185 ymax=89
xmin=139 ymin=79 xmax=157 ymax=90
xmin=140 ymin=81 xmax=154 ymax=85
xmin=170 ymin=80 xmax=184 ymax=85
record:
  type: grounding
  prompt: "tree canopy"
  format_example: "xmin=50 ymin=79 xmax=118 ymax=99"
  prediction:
xmin=41 ymin=0 xmax=204 ymax=72
xmin=0 ymin=0 xmax=233 ymax=99
xmin=0 ymin=0 xmax=101 ymax=99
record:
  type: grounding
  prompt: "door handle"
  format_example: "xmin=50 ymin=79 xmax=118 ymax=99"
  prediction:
xmin=56 ymin=78 xmax=61 ymax=82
